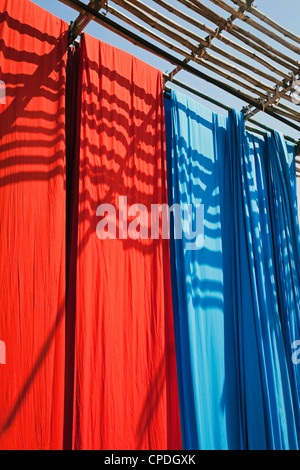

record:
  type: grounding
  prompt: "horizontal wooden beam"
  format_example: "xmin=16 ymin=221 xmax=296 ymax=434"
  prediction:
xmin=67 ymin=0 xmax=107 ymax=46
xmin=58 ymin=0 xmax=300 ymax=134
xmin=230 ymin=0 xmax=300 ymax=45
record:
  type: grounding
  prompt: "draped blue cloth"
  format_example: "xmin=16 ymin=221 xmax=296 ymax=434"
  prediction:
xmin=265 ymin=131 xmax=300 ymax=438
xmin=165 ymin=91 xmax=238 ymax=450
xmin=165 ymin=89 xmax=300 ymax=450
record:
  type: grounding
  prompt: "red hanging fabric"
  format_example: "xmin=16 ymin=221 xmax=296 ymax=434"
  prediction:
xmin=0 ymin=0 xmax=67 ymax=450
xmin=68 ymin=34 xmax=182 ymax=450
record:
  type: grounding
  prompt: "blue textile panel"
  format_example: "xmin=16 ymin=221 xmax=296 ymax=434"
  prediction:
xmin=265 ymin=131 xmax=300 ymax=439
xmin=165 ymin=89 xmax=300 ymax=450
xmin=225 ymin=111 xmax=298 ymax=450
xmin=165 ymin=91 xmax=237 ymax=450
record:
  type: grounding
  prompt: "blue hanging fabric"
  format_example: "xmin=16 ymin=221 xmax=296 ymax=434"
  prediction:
xmin=164 ymin=90 xmax=240 ymax=450
xmin=265 ymin=131 xmax=300 ymax=438
xmin=165 ymin=89 xmax=300 ymax=450
xmin=225 ymin=110 xmax=299 ymax=450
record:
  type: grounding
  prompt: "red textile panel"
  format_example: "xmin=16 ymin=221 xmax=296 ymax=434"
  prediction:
xmin=69 ymin=34 xmax=182 ymax=450
xmin=0 ymin=0 xmax=67 ymax=449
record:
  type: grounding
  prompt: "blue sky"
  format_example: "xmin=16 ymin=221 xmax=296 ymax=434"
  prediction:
xmin=30 ymin=0 xmax=300 ymax=140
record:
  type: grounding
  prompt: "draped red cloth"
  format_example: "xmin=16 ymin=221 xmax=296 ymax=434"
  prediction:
xmin=67 ymin=34 xmax=182 ymax=450
xmin=0 ymin=0 xmax=67 ymax=450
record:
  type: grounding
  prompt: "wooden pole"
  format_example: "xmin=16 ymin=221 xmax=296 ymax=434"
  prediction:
xmin=151 ymin=0 xmax=291 ymax=79
xmin=110 ymin=1 xmax=277 ymax=94
xmin=112 ymin=0 xmax=283 ymax=91
xmin=58 ymin=0 xmax=300 ymax=133
xmin=208 ymin=0 xmax=300 ymax=55
xmin=177 ymin=0 xmax=300 ymax=69
xmin=67 ymin=0 xmax=106 ymax=46
xmin=231 ymin=0 xmax=300 ymax=46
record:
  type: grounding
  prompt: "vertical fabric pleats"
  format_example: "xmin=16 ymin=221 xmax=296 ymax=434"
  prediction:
xmin=164 ymin=90 xmax=232 ymax=450
xmin=165 ymin=90 xmax=300 ymax=450
xmin=224 ymin=110 xmax=299 ymax=450
xmin=67 ymin=34 xmax=182 ymax=450
xmin=0 ymin=0 xmax=67 ymax=450
xmin=265 ymin=131 xmax=300 ymax=439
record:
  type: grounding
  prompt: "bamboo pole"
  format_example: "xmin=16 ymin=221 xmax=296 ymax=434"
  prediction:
xmin=244 ymin=77 xmax=298 ymax=121
xmin=268 ymin=106 xmax=300 ymax=123
xmin=123 ymin=0 xmax=282 ymax=85
xmin=228 ymin=28 xmax=299 ymax=74
xmin=231 ymin=0 xmax=300 ymax=46
xmin=57 ymin=0 xmax=300 ymax=133
xmin=62 ymin=0 xmax=268 ymax=106
xmin=59 ymin=0 xmax=84 ymax=13
xmin=245 ymin=125 xmax=270 ymax=137
xmin=108 ymin=4 xmax=272 ymax=98
xmin=68 ymin=0 xmax=106 ymax=46
xmin=187 ymin=0 xmax=227 ymax=26
xmin=106 ymin=5 xmax=198 ymax=57
xmin=199 ymin=54 xmax=275 ymax=93
xmin=166 ymin=79 xmax=300 ymax=145
xmin=209 ymin=44 xmax=284 ymax=85
xmin=151 ymin=0 xmax=291 ymax=80
xmin=110 ymin=1 xmax=277 ymax=94
xmin=111 ymin=0 xmax=200 ymax=53
xmin=194 ymin=59 xmax=267 ymax=98
xmin=177 ymin=0 xmax=300 ymax=69
xmin=113 ymin=0 xmax=283 ymax=91
xmin=277 ymin=101 xmax=300 ymax=118
xmin=129 ymin=2 xmax=299 ymax=115
xmin=208 ymin=0 xmax=300 ymax=55
xmin=114 ymin=0 xmax=299 ymax=114
xmin=60 ymin=0 xmax=265 ymax=106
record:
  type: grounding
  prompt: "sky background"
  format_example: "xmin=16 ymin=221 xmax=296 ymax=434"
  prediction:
xmin=29 ymin=0 xmax=300 ymax=215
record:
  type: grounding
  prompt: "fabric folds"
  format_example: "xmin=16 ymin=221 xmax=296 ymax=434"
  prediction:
xmin=165 ymin=90 xmax=300 ymax=450
xmin=164 ymin=90 xmax=232 ymax=450
xmin=67 ymin=34 xmax=182 ymax=450
xmin=0 ymin=0 xmax=68 ymax=450
xmin=0 ymin=1 xmax=299 ymax=448
xmin=224 ymin=110 xmax=299 ymax=450
xmin=265 ymin=131 xmax=300 ymax=439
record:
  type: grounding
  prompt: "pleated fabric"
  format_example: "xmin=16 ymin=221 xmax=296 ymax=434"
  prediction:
xmin=265 ymin=131 xmax=300 ymax=439
xmin=0 ymin=0 xmax=67 ymax=450
xmin=67 ymin=34 xmax=182 ymax=450
xmin=164 ymin=90 xmax=234 ymax=450
xmin=165 ymin=90 xmax=300 ymax=450
xmin=224 ymin=110 xmax=299 ymax=450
